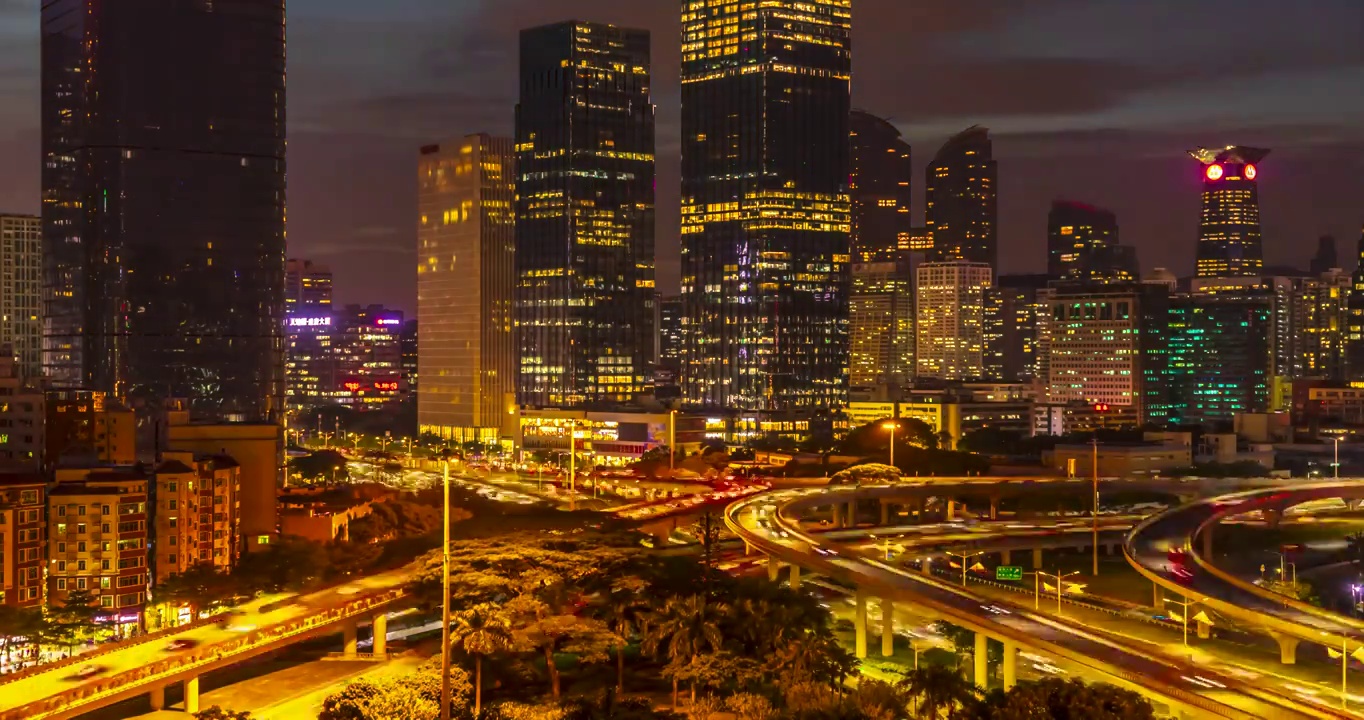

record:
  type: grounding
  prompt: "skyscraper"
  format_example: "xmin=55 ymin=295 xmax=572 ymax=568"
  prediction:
xmin=1167 ymin=289 xmax=1274 ymax=425
xmin=42 ymin=1 xmax=287 ymax=421
xmin=925 ymin=127 xmax=997 ymax=267
xmin=680 ymin=0 xmax=852 ymax=414
xmin=418 ymin=136 xmax=516 ymax=443
xmin=849 ymin=111 xmax=912 ymax=263
xmin=915 ymin=261 xmax=992 ymax=381
xmin=849 ymin=258 xmax=914 ymax=391
xmin=285 ymin=259 xmax=334 ymax=311
xmin=515 ymin=22 xmax=656 ymax=409
xmin=1310 ymin=235 xmax=1339 ymax=275
xmin=1347 ymin=229 xmax=1364 ymax=381
xmin=983 ymin=274 xmax=1049 ymax=383
xmin=1190 ymin=146 xmax=1269 ymax=277
xmin=0 ymin=215 xmax=42 ymax=380
xmin=657 ymin=295 xmax=684 ymax=372
xmin=1046 ymin=201 xmax=1136 ymax=283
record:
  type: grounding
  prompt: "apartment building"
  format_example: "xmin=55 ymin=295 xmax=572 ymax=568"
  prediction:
xmin=153 ymin=451 xmax=242 ymax=583
xmin=0 ymin=474 xmax=45 ymax=607
xmin=48 ymin=468 xmax=149 ymax=625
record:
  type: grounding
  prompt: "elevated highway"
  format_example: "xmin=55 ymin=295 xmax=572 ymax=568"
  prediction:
xmin=730 ymin=485 xmax=1346 ymax=719
xmin=1127 ymin=481 xmax=1364 ymax=664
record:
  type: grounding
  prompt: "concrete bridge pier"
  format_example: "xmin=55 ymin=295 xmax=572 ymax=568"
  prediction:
xmin=831 ymin=504 xmax=843 ymax=528
xmin=1269 ymin=631 xmax=1299 ymax=664
xmin=973 ymin=632 xmax=988 ymax=690
xmin=880 ymin=599 xmax=894 ymax=657
xmin=1000 ymin=549 xmax=1012 ymax=565
xmin=1346 ymin=498 xmax=1361 ymax=512
xmin=373 ymin=612 xmax=389 ymax=657
xmin=1002 ymin=640 xmax=1018 ymax=690
xmin=149 ymin=685 xmax=165 ymax=711
xmin=1032 ymin=547 xmax=1043 ymax=568
xmin=945 ymin=500 xmax=957 ymax=521
xmin=879 ymin=500 xmax=890 ymax=526
xmin=789 ymin=564 xmax=801 ymax=590
xmin=1200 ymin=526 xmax=1213 ymax=559
xmin=1196 ymin=617 xmax=1211 ymax=640
xmin=989 ymin=495 xmax=1000 ymax=520
xmin=847 ymin=501 xmax=857 ymax=527
xmin=185 ymin=675 xmax=200 ymax=714
xmin=343 ymin=619 xmax=359 ymax=658
xmin=767 ymin=556 xmax=781 ymax=582
xmin=854 ymin=593 xmax=868 ymax=658
xmin=1264 ymin=507 xmax=1284 ymax=529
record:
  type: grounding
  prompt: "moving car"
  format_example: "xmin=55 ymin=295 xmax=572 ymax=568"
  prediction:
xmin=64 ymin=665 xmax=107 ymax=682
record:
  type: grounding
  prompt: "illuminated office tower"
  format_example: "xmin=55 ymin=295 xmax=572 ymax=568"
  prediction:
xmin=849 ymin=259 xmax=914 ymax=391
xmin=0 ymin=215 xmax=42 ymax=380
xmin=1046 ymin=201 xmax=1137 ymax=283
xmin=925 ymin=127 xmax=997 ymax=267
xmin=285 ymin=259 xmax=333 ymax=311
xmin=983 ymin=274 xmax=1049 ymax=382
xmin=515 ymin=22 xmax=655 ymax=408
xmin=680 ymin=0 xmax=852 ymax=414
xmin=42 ymin=1 xmax=286 ymax=421
xmin=916 ymin=262 xmax=991 ymax=381
xmin=1347 ymin=229 xmax=1364 ymax=381
xmin=1190 ymin=145 xmax=1269 ymax=277
xmin=657 ymin=295 xmax=684 ymax=371
xmin=1167 ymin=289 xmax=1274 ymax=425
xmin=850 ymin=111 xmax=912 ymax=263
xmin=417 ymin=136 xmax=515 ymax=442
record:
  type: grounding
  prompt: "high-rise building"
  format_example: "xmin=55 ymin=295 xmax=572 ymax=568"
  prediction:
xmin=1310 ymin=236 xmax=1339 ymax=276
xmin=0 ymin=353 xmax=44 ymax=470
xmin=849 ymin=259 xmax=914 ymax=391
xmin=400 ymin=319 xmax=418 ymax=397
xmin=1045 ymin=283 xmax=1171 ymax=424
xmin=285 ymin=259 xmax=334 ymax=311
xmin=152 ymin=451 xmax=241 ymax=586
xmin=1347 ymin=229 xmax=1364 ymax=381
xmin=45 ymin=390 xmax=136 ymax=467
xmin=1167 ymin=288 xmax=1275 ymax=425
xmin=1190 ymin=146 xmax=1269 ymax=277
xmin=983 ymin=274 xmax=1050 ymax=383
xmin=849 ymin=111 xmax=912 ymax=263
xmin=657 ymin=296 xmax=684 ymax=372
xmin=49 ymin=467 xmax=150 ymax=619
xmin=925 ymin=127 xmax=997 ymax=267
xmin=1046 ymin=201 xmax=1137 ymax=284
xmin=42 ymin=1 xmax=287 ymax=421
xmin=0 ymin=216 xmax=42 ymax=380
xmin=417 ymin=136 xmax=516 ymax=443
xmin=333 ymin=305 xmax=404 ymax=411
xmin=916 ymin=262 xmax=992 ymax=381
xmin=680 ymin=0 xmax=852 ymax=414
xmin=515 ymin=22 xmax=656 ymax=409
xmin=1293 ymin=270 xmax=1351 ymax=381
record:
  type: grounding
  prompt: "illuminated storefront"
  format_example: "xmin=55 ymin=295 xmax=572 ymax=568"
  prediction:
xmin=517 ymin=409 xmax=705 ymax=464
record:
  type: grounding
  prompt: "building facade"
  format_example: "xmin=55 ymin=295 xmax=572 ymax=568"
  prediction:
xmin=1347 ymin=229 xmax=1364 ymax=380
xmin=284 ymin=259 xmax=333 ymax=311
xmin=916 ymin=262 xmax=992 ymax=381
xmin=49 ymin=468 xmax=149 ymax=620
xmin=983 ymin=274 xmax=1050 ymax=383
xmin=152 ymin=452 xmax=241 ymax=586
xmin=0 ymin=215 xmax=42 ymax=380
xmin=1190 ymin=146 xmax=1269 ymax=277
xmin=417 ymin=137 xmax=516 ymax=442
xmin=0 ymin=353 xmax=43 ymax=470
xmin=657 ymin=295 xmax=683 ymax=372
xmin=849 ymin=110 xmax=912 ymax=263
xmin=1046 ymin=201 xmax=1136 ymax=284
xmin=0 ymin=475 xmax=46 ymax=608
xmin=1167 ymin=289 xmax=1275 ymax=425
xmin=925 ymin=127 xmax=997 ymax=267
xmin=515 ymin=22 xmax=656 ymax=409
xmin=45 ymin=390 xmax=135 ymax=467
xmin=849 ymin=260 xmax=914 ymax=391
xmin=41 ymin=1 xmax=287 ymax=421
xmin=680 ymin=0 xmax=852 ymax=414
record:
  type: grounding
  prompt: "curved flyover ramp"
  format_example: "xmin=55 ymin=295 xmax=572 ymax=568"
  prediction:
xmin=729 ymin=486 xmax=1340 ymax=719
xmin=1126 ymin=481 xmax=1364 ymax=660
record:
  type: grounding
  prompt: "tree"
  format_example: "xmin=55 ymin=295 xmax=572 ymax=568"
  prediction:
xmin=158 ymin=563 xmax=234 ymax=621
xmin=232 ymin=536 xmax=328 ymax=594
xmin=766 ymin=633 xmax=855 ymax=686
xmin=644 ymin=595 xmax=726 ymax=708
xmin=844 ymin=418 xmax=936 ymax=455
xmin=452 ymin=604 xmax=512 ymax=717
xmin=828 ymin=463 xmax=902 ymax=486
xmin=288 ymin=448 xmax=351 ymax=485
xmin=558 ymin=689 xmax=683 ymax=720
xmin=319 ymin=662 xmax=470 ymax=720
xmin=193 ymin=708 xmax=254 ymax=720
xmin=596 ymin=579 xmax=649 ymax=693
xmin=51 ymin=588 xmax=100 ymax=651
xmin=505 ymin=594 xmax=618 ymax=700
xmin=898 ymin=664 xmax=978 ymax=719
xmin=971 ymin=678 xmax=1155 ymax=720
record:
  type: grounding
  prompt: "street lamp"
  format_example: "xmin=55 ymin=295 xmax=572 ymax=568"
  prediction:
xmin=440 ymin=457 xmax=452 ymax=720
xmin=1163 ymin=595 xmax=1210 ymax=649
xmin=882 ymin=420 xmax=898 ymax=468
xmin=1091 ymin=437 xmax=1100 ymax=576
xmin=1036 ymin=570 xmax=1081 ymax=614
xmin=668 ymin=410 xmax=677 ymax=474
xmin=1334 ymin=437 xmax=1342 ymax=480
xmin=1327 ymin=633 xmax=1364 ymax=710
xmin=945 ymin=550 xmax=984 ymax=587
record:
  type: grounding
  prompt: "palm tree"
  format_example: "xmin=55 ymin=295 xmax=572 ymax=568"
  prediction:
xmin=451 ymin=605 xmax=511 ymax=717
xmin=600 ymin=588 xmax=648 ymax=693
xmin=898 ymin=665 xmax=977 ymax=718
xmin=644 ymin=595 xmax=726 ymax=709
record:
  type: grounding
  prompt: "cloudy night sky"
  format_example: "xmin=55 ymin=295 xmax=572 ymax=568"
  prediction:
xmin=0 ymin=0 xmax=1361 ymax=314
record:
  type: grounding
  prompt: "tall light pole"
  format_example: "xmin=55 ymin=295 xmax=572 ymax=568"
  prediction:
xmin=883 ymin=420 xmax=898 ymax=468
xmin=440 ymin=458 xmax=452 ymax=720
xmin=945 ymin=550 xmax=983 ymax=587
xmin=1092 ymin=436 xmax=1100 ymax=576
xmin=1335 ymin=437 xmax=1342 ymax=479
xmin=1037 ymin=570 xmax=1080 ymax=615
xmin=668 ymin=410 xmax=677 ymax=473
xmin=1163 ymin=595 xmax=1208 ymax=648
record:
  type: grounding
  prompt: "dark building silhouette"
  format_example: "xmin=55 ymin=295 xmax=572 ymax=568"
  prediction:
xmin=1311 ymin=235 xmax=1339 ymax=275
xmin=849 ymin=110 xmax=912 ymax=263
xmin=42 ymin=1 xmax=286 ymax=422
xmin=983 ymin=274 xmax=1050 ymax=382
xmin=680 ymin=0 xmax=852 ymax=414
xmin=926 ymin=127 xmax=997 ymax=267
xmin=657 ymin=295 xmax=683 ymax=372
xmin=1347 ymin=228 xmax=1364 ymax=381
xmin=1190 ymin=146 xmax=1269 ymax=278
xmin=514 ymin=21 xmax=656 ymax=408
xmin=1046 ymin=201 xmax=1136 ymax=283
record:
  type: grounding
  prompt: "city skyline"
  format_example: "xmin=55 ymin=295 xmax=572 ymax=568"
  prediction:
xmin=1 ymin=1 xmax=1361 ymax=314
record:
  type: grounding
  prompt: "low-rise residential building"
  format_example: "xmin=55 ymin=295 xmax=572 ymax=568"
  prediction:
xmin=152 ymin=452 xmax=242 ymax=584
xmin=0 ymin=474 xmax=45 ymax=608
xmin=45 ymin=390 xmax=135 ymax=467
xmin=48 ymin=467 xmax=149 ymax=628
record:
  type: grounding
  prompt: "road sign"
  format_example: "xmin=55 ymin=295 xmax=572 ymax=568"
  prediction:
xmin=996 ymin=566 xmax=1023 ymax=581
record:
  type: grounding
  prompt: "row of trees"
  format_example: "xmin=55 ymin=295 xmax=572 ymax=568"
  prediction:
xmin=0 ymin=588 xmax=106 ymax=666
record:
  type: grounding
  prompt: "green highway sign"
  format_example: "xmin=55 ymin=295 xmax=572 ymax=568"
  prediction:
xmin=996 ymin=566 xmax=1023 ymax=581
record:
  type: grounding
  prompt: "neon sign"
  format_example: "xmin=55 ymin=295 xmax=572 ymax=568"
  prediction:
xmin=375 ymin=318 xmax=400 ymax=326
xmin=1205 ymin=164 xmax=1223 ymax=181
xmin=374 ymin=381 xmax=399 ymax=392
xmin=288 ymin=316 xmax=331 ymax=328
xmin=1244 ymin=164 xmax=1257 ymax=180
xmin=343 ymin=382 xmax=361 ymax=392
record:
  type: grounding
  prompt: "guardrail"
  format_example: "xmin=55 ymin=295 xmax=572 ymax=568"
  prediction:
xmin=0 ymin=588 xmax=408 ymax=720
xmin=0 ymin=613 xmax=223 ymax=688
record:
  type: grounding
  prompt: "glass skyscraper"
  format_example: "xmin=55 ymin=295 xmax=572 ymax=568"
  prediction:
xmin=849 ymin=110 xmax=913 ymax=263
xmin=42 ymin=1 xmax=286 ymax=421
xmin=680 ymin=0 xmax=852 ymax=415
xmin=514 ymin=21 xmax=656 ymax=409
xmin=926 ymin=127 xmax=997 ymax=268
xmin=1190 ymin=145 xmax=1269 ymax=277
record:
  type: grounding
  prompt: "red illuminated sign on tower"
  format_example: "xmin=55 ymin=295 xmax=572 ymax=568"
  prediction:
xmin=1205 ymin=164 xmax=1223 ymax=181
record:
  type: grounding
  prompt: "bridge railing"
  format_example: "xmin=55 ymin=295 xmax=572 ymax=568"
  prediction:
xmin=0 ymin=612 xmax=224 ymax=688
xmin=0 ymin=588 xmax=407 ymax=720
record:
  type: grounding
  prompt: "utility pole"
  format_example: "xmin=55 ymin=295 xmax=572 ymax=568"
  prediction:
xmin=440 ymin=459 xmax=452 ymax=720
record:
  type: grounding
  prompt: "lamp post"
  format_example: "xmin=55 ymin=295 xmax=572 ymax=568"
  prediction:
xmin=1335 ymin=437 xmax=1342 ymax=480
xmin=883 ymin=420 xmax=898 ymax=468
xmin=1163 ymin=595 xmax=1209 ymax=648
xmin=1327 ymin=633 xmax=1364 ymax=710
xmin=945 ymin=550 xmax=983 ymax=587
xmin=1092 ymin=437 xmax=1100 ymax=576
xmin=440 ymin=458 xmax=452 ymax=720
xmin=668 ymin=410 xmax=677 ymax=473
xmin=1037 ymin=570 xmax=1080 ymax=615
